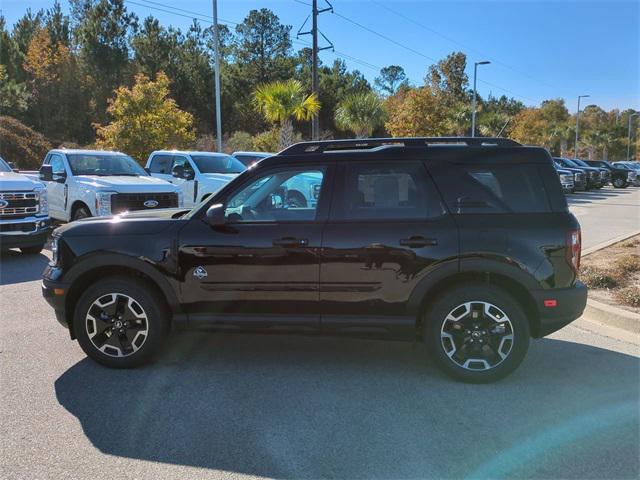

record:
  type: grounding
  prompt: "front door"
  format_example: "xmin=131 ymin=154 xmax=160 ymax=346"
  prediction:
xmin=319 ymin=160 xmax=458 ymax=335
xmin=46 ymin=153 xmax=69 ymax=221
xmin=178 ymin=163 xmax=333 ymax=329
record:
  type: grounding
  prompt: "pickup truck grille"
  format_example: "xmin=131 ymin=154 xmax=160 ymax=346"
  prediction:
xmin=0 ymin=222 xmax=36 ymax=233
xmin=111 ymin=193 xmax=178 ymax=214
xmin=0 ymin=192 xmax=38 ymax=219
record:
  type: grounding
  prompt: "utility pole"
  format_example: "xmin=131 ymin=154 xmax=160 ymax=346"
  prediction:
xmin=627 ymin=112 xmax=639 ymax=160
xmin=297 ymin=1 xmax=333 ymax=140
xmin=212 ymin=0 xmax=222 ymax=152
xmin=574 ymin=94 xmax=590 ymax=158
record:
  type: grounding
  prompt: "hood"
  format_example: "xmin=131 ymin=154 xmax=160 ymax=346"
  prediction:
xmin=199 ymin=172 xmax=239 ymax=184
xmin=556 ymin=169 xmax=574 ymax=175
xmin=0 ymin=171 xmax=44 ymax=191
xmin=74 ymin=175 xmax=178 ymax=193
xmin=54 ymin=208 xmax=188 ymax=238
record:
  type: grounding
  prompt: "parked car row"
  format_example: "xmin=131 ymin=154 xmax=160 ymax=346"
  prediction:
xmin=552 ymin=157 xmax=639 ymax=192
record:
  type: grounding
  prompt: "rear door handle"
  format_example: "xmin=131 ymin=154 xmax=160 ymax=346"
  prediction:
xmin=399 ymin=236 xmax=437 ymax=248
xmin=273 ymin=237 xmax=309 ymax=247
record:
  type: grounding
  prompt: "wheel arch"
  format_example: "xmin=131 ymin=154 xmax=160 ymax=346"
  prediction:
xmin=410 ymin=259 xmax=540 ymax=338
xmin=70 ymin=200 xmax=92 ymax=218
xmin=62 ymin=253 xmax=181 ymax=339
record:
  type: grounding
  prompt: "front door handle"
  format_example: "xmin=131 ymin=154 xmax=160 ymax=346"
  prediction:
xmin=273 ymin=237 xmax=309 ymax=247
xmin=399 ymin=236 xmax=437 ymax=248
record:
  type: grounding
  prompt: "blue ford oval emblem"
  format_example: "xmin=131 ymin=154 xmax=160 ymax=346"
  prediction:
xmin=0 ymin=199 xmax=8 ymax=209
xmin=143 ymin=200 xmax=159 ymax=208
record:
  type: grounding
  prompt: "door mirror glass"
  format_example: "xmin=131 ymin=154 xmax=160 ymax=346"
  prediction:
xmin=53 ymin=170 xmax=67 ymax=183
xmin=205 ymin=203 xmax=226 ymax=227
xmin=172 ymin=164 xmax=184 ymax=178
xmin=39 ymin=165 xmax=53 ymax=182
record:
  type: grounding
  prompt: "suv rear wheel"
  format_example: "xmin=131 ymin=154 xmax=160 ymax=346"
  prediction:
xmin=424 ymin=284 xmax=530 ymax=383
xmin=74 ymin=277 xmax=168 ymax=368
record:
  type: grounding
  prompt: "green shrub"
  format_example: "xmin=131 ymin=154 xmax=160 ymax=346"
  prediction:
xmin=580 ymin=265 xmax=619 ymax=289
xmin=226 ymin=131 xmax=254 ymax=153
xmin=613 ymin=286 xmax=640 ymax=308
xmin=0 ymin=116 xmax=52 ymax=169
xmin=253 ymin=127 xmax=301 ymax=153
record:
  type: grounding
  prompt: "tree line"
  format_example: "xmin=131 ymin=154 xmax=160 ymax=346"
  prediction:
xmin=0 ymin=0 xmax=637 ymax=167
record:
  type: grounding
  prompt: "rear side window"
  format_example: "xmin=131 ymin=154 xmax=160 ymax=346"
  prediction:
xmin=149 ymin=155 xmax=173 ymax=174
xmin=334 ymin=162 xmax=442 ymax=221
xmin=437 ymin=164 xmax=551 ymax=214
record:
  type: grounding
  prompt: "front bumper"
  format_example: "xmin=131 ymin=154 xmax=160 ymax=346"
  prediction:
xmin=42 ymin=271 xmax=70 ymax=330
xmin=531 ymin=281 xmax=588 ymax=337
xmin=0 ymin=217 xmax=51 ymax=249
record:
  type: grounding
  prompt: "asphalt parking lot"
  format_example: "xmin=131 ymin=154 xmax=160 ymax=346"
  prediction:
xmin=1 ymin=187 xmax=639 ymax=479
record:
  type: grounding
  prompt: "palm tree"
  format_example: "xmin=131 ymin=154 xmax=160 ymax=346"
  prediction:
xmin=253 ymin=80 xmax=320 ymax=149
xmin=335 ymin=91 xmax=386 ymax=138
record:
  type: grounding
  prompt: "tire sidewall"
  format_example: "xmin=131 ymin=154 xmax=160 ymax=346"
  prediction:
xmin=73 ymin=206 xmax=91 ymax=221
xmin=74 ymin=277 xmax=168 ymax=368
xmin=424 ymin=284 xmax=530 ymax=383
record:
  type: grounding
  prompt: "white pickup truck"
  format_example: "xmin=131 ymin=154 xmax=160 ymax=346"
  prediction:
xmin=0 ymin=156 xmax=51 ymax=254
xmin=145 ymin=151 xmax=246 ymax=207
xmin=38 ymin=149 xmax=183 ymax=222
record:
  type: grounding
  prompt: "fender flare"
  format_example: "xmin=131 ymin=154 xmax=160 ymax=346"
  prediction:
xmin=63 ymin=252 xmax=181 ymax=312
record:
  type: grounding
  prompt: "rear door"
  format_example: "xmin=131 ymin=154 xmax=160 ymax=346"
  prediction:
xmin=319 ymin=159 xmax=458 ymax=335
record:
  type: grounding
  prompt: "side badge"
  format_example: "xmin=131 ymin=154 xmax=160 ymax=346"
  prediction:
xmin=193 ymin=266 xmax=208 ymax=280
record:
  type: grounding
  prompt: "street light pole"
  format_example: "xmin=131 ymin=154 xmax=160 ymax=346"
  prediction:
xmin=212 ymin=0 xmax=222 ymax=152
xmin=628 ymin=112 xmax=639 ymax=161
xmin=574 ymin=94 xmax=590 ymax=158
xmin=471 ymin=61 xmax=490 ymax=137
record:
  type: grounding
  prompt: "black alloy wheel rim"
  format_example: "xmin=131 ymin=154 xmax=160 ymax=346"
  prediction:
xmin=440 ymin=301 xmax=515 ymax=371
xmin=85 ymin=293 xmax=149 ymax=357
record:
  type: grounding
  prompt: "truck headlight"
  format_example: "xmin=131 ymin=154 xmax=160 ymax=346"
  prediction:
xmin=95 ymin=191 xmax=115 ymax=216
xmin=628 ymin=172 xmax=636 ymax=181
xmin=35 ymin=186 xmax=48 ymax=216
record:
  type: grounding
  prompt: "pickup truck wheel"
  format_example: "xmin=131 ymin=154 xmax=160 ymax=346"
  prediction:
xmin=613 ymin=178 xmax=627 ymax=188
xmin=72 ymin=206 xmax=91 ymax=221
xmin=74 ymin=277 xmax=168 ymax=368
xmin=424 ymin=284 xmax=530 ymax=383
xmin=20 ymin=245 xmax=45 ymax=254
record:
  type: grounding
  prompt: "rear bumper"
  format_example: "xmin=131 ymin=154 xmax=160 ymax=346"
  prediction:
xmin=531 ymin=281 xmax=588 ymax=337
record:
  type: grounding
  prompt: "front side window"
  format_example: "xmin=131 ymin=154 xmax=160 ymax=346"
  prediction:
xmin=224 ymin=168 xmax=326 ymax=222
xmin=50 ymin=154 xmax=66 ymax=175
xmin=66 ymin=153 xmax=147 ymax=176
xmin=337 ymin=163 xmax=431 ymax=220
xmin=149 ymin=155 xmax=172 ymax=174
xmin=0 ymin=157 xmax=11 ymax=172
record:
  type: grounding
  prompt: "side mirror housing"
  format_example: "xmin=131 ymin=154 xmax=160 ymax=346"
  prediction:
xmin=205 ymin=203 xmax=226 ymax=227
xmin=172 ymin=165 xmax=184 ymax=178
xmin=53 ymin=171 xmax=67 ymax=183
xmin=39 ymin=165 xmax=53 ymax=182
xmin=144 ymin=167 xmax=151 ymax=174
xmin=8 ymin=161 xmax=19 ymax=173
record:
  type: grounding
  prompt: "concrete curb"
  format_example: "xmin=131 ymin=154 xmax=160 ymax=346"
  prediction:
xmin=580 ymin=230 xmax=640 ymax=334
xmin=583 ymin=298 xmax=639 ymax=335
xmin=582 ymin=230 xmax=640 ymax=256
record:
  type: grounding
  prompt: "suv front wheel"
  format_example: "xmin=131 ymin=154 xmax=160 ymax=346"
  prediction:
xmin=74 ymin=277 xmax=168 ymax=368
xmin=424 ymin=284 xmax=530 ymax=383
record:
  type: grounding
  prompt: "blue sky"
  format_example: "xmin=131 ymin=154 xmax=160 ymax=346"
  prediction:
xmin=3 ymin=0 xmax=638 ymax=112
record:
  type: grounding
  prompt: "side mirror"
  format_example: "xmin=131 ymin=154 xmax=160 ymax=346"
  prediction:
xmin=53 ymin=171 xmax=67 ymax=183
xmin=184 ymin=169 xmax=195 ymax=180
xmin=144 ymin=167 xmax=151 ymax=174
xmin=8 ymin=161 xmax=19 ymax=173
xmin=205 ymin=203 xmax=226 ymax=227
xmin=39 ymin=165 xmax=53 ymax=182
xmin=172 ymin=165 xmax=184 ymax=178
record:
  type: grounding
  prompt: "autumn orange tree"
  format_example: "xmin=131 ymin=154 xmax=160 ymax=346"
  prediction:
xmin=95 ymin=72 xmax=195 ymax=162
xmin=384 ymin=86 xmax=449 ymax=137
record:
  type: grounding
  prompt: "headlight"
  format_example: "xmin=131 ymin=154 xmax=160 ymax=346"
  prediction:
xmin=629 ymin=172 xmax=637 ymax=180
xmin=95 ymin=191 xmax=116 ymax=216
xmin=50 ymin=236 xmax=59 ymax=265
xmin=176 ymin=189 xmax=184 ymax=207
xmin=35 ymin=186 xmax=48 ymax=216
xmin=560 ymin=174 xmax=572 ymax=183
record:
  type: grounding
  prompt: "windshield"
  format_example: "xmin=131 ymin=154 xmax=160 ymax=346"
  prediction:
xmin=67 ymin=153 xmax=148 ymax=176
xmin=561 ymin=159 xmax=580 ymax=168
xmin=572 ymin=159 xmax=590 ymax=167
xmin=191 ymin=154 xmax=246 ymax=174
xmin=0 ymin=157 xmax=11 ymax=172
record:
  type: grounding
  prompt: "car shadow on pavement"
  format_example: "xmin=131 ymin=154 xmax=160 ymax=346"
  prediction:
xmin=55 ymin=333 xmax=640 ymax=479
xmin=0 ymin=249 xmax=49 ymax=285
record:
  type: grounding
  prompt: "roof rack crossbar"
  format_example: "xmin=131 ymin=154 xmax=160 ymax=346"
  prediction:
xmin=278 ymin=137 xmax=521 ymax=155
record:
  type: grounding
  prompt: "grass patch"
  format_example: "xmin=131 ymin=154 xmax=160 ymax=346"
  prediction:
xmin=580 ymin=266 xmax=619 ymax=289
xmin=613 ymin=286 xmax=640 ymax=308
xmin=613 ymin=254 xmax=640 ymax=274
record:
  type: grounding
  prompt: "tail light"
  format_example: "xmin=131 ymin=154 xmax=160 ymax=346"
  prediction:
xmin=566 ymin=229 xmax=581 ymax=273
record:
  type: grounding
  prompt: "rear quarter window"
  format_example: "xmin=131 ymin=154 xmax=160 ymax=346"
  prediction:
xmin=435 ymin=164 xmax=551 ymax=214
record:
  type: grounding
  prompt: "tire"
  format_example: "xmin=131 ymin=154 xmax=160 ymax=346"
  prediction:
xmin=74 ymin=276 xmax=169 ymax=368
xmin=72 ymin=205 xmax=91 ymax=221
xmin=423 ymin=284 xmax=530 ymax=383
xmin=286 ymin=191 xmax=307 ymax=208
xmin=613 ymin=178 xmax=627 ymax=188
xmin=20 ymin=244 xmax=45 ymax=254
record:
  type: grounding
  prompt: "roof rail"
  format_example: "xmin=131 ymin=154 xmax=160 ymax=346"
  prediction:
xmin=278 ymin=137 xmax=521 ymax=155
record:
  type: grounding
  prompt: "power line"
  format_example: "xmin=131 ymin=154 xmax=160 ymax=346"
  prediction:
xmin=370 ymin=0 xmax=559 ymax=93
